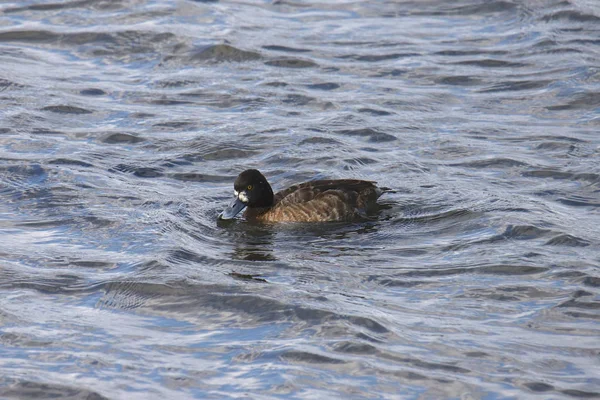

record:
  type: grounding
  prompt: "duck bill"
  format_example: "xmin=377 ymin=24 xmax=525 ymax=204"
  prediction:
xmin=219 ymin=197 xmax=247 ymax=220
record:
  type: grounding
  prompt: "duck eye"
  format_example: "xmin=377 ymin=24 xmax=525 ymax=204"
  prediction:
xmin=247 ymin=185 xmax=253 ymax=190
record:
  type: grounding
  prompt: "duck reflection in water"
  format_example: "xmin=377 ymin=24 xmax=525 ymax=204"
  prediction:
xmin=229 ymin=223 xmax=277 ymax=262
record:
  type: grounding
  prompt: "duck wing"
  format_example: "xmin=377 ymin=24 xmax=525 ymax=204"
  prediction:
xmin=274 ymin=179 xmax=379 ymax=206
xmin=255 ymin=180 xmax=382 ymax=222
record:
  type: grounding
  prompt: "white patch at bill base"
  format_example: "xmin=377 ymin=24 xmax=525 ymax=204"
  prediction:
xmin=238 ymin=191 xmax=249 ymax=203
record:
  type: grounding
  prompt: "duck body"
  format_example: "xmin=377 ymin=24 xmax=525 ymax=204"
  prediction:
xmin=219 ymin=169 xmax=385 ymax=223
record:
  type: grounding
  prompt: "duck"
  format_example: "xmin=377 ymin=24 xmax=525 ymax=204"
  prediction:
xmin=218 ymin=169 xmax=386 ymax=222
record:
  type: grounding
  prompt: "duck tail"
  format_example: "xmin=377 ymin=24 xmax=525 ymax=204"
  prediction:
xmin=375 ymin=186 xmax=395 ymax=198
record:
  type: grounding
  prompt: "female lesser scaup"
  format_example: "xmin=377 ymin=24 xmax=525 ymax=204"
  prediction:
xmin=219 ymin=169 xmax=386 ymax=222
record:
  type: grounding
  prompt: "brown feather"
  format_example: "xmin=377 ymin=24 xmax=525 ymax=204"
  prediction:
xmin=244 ymin=179 xmax=382 ymax=222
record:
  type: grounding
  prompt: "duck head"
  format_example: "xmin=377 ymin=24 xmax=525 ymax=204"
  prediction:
xmin=218 ymin=169 xmax=274 ymax=220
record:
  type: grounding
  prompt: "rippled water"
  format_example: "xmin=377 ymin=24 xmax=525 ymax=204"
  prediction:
xmin=1 ymin=0 xmax=599 ymax=398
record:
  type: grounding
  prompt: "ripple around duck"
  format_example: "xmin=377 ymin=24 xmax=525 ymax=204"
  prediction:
xmin=546 ymin=91 xmax=600 ymax=111
xmin=452 ymin=59 xmax=528 ymax=68
xmin=0 ymin=379 xmax=109 ymax=400
xmin=523 ymin=170 xmax=600 ymax=184
xmin=436 ymin=76 xmax=483 ymax=86
xmin=449 ymin=157 xmax=530 ymax=168
xmin=457 ymin=285 xmax=559 ymax=302
xmin=0 ymin=78 xmax=25 ymax=90
xmin=478 ymin=80 xmax=552 ymax=92
xmin=305 ymin=82 xmax=340 ymax=91
xmin=545 ymin=234 xmax=590 ymax=247
xmin=0 ymin=163 xmax=47 ymax=191
xmin=0 ymin=29 xmax=60 ymax=43
xmin=477 ymin=225 xmax=554 ymax=243
xmin=109 ymin=164 xmax=163 ymax=178
xmin=445 ymin=0 xmax=518 ymax=15
xmin=582 ymin=277 xmax=600 ymax=288
xmin=386 ymin=264 xmax=549 ymax=279
xmin=0 ymin=30 xmax=176 ymax=55
xmin=168 ymin=173 xmax=230 ymax=183
xmin=395 ymin=208 xmax=482 ymax=225
xmin=264 ymin=58 xmax=318 ymax=68
xmin=79 ymin=88 xmax=106 ymax=96
xmin=556 ymin=296 xmax=600 ymax=315
xmin=557 ymin=196 xmax=600 ymax=208
xmin=3 ymin=0 xmax=104 ymax=13
xmin=47 ymin=158 xmax=94 ymax=168
xmin=340 ymin=53 xmax=420 ymax=62
xmin=280 ymin=350 xmax=347 ymax=365
xmin=262 ymin=45 xmax=311 ymax=53
xmin=0 ymin=273 xmax=87 ymax=295
xmin=281 ymin=94 xmax=317 ymax=106
xmin=96 ymin=277 xmax=391 ymax=334
xmin=29 ymin=128 xmax=64 ymax=135
xmin=99 ymin=132 xmax=145 ymax=144
xmin=357 ymin=107 xmax=394 ymax=116
xmin=299 ymin=136 xmax=342 ymax=146
xmin=334 ymin=128 xmax=397 ymax=143
xmin=152 ymin=121 xmax=197 ymax=129
xmin=541 ymin=10 xmax=600 ymax=23
xmin=185 ymin=44 xmax=262 ymax=63
xmin=41 ymin=105 xmax=92 ymax=114
xmin=521 ymin=382 xmax=600 ymax=398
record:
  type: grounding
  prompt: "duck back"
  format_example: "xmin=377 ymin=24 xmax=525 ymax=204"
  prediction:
xmin=245 ymin=179 xmax=381 ymax=222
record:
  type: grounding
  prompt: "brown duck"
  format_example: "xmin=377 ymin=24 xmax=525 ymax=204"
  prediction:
xmin=219 ymin=169 xmax=386 ymax=222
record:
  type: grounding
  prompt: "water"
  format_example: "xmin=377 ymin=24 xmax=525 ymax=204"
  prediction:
xmin=1 ymin=0 xmax=599 ymax=398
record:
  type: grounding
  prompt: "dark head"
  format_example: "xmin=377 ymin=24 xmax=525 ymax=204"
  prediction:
xmin=218 ymin=169 xmax=274 ymax=220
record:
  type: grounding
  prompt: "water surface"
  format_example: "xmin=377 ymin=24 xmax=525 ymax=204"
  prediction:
xmin=0 ymin=0 xmax=599 ymax=398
